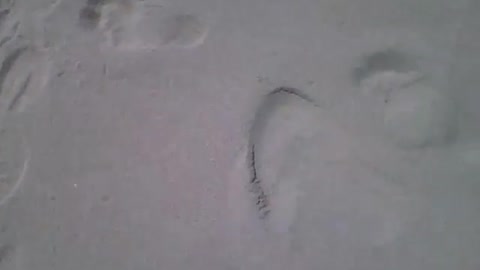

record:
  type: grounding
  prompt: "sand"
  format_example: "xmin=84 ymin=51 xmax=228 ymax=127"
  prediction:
xmin=0 ymin=0 xmax=479 ymax=269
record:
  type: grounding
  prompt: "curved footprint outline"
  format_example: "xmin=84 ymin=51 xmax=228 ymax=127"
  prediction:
xmin=247 ymin=87 xmax=318 ymax=220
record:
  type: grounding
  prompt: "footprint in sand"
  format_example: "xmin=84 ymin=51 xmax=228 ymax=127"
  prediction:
xmin=0 ymin=45 xmax=52 ymax=114
xmin=80 ymin=0 xmax=209 ymax=51
xmin=0 ymin=118 xmax=30 ymax=207
xmin=246 ymin=88 xmax=321 ymax=229
xmin=353 ymin=49 xmax=423 ymax=100
xmin=227 ymin=87 xmax=427 ymax=267
xmin=383 ymin=81 xmax=457 ymax=149
xmin=0 ymin=1 xmax=36 ymax=209
xmin=226 ymin=88 xmax=323 ymax=267
xmin=0 ymin=0 xmax=52 ymax=114
xmin=353 ymin=48 xmax=457 ymax=148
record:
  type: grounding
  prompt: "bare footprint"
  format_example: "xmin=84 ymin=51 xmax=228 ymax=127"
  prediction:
xmin=89 ymin=1 xmax=208 ymax=51
xmin=227 ymin=87 xmax=427 ymax=268
xmin=226 ymin=88 xmax=321 ymax=268
xmin=383 ymin=81 xmax=457 ymax=148
xmin=352 ymin=49 xmax=456 ymax=148
xmin=0 ymin=118 xmax=30 ymax=207
xmin=245 ymin=87 xmax=365 ymax=234
xmin=247 ymin=88 xmax=319 ymax=224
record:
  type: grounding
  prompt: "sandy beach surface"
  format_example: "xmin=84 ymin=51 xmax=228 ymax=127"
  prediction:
xmin=0 ymin=0 xmax=479 ymax=269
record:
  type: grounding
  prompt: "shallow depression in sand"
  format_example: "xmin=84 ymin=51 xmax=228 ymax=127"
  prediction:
xmin=92 ymin=1 xmax=209 ymax=51
xmin=383 ymin=81 xmax=456 ymax=148
xmin=0 ymin=46 xmax=52 ymax=113
xmin=0 ymin=119 xmax=30 ymax=207
xmin=227 ymin=88 xmax=428 ymax=269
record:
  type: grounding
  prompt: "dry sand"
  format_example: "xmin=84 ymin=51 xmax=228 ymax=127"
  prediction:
xmin=0 ymin=0 xmax=479 ymax=269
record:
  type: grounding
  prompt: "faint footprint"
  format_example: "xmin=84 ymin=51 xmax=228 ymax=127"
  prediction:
xmin=227 ymin=87 xmax=429 ymax=265
xmin=353 ymin=49 xmax=456 ymax=148
xmin=225 ymin=88 xmax=322 ymax=267
xmin=383 ymin=81 xmax=457 ymax=148
xmin=88 ymin=1 xmax=208 ymax=51
xmin=0 ymin=46 xmax=52 ymax=113
xmin=228 ymin=86 xmax=425 ymax=260
xmin=0 ymin=119 xmax=30 ymax=207
xmin=353 ymin=49 xmax=424 ymax=101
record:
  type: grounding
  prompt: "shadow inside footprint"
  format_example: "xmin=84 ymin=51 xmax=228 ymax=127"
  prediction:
xmin=353 ymin=49 xmax=418 ymax=84
xmin=352 ymin=48 xmax=426 ymax=102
